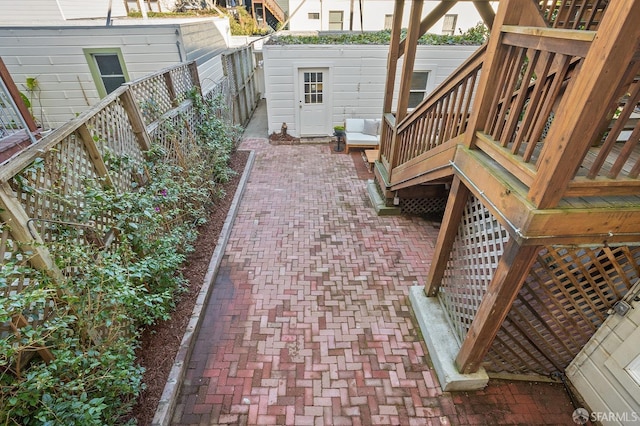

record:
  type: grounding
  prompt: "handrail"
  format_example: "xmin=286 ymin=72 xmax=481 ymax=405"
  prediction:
xmin=384 ymin=44 xmax=486 ymax=172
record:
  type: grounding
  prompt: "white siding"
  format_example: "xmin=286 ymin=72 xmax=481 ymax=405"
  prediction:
xmin=180 ymin=19 xmax=228 ymax=92
xmin=262 ymin=44 xmax=478 ymax=137
xmin=0 ymin=0 xmax=64 ymax=24
xmin=287 ymin=0 xmax=497 ymax=34
xmin=0 ymin=0 xmax=126 ymax=24
xmin=567 ymin=300 xmax=640 ymax=425
xmin=58 ymin=0 xmax=127 ymax=20
xmin=0 ymin=19 xmax=229 ymax=127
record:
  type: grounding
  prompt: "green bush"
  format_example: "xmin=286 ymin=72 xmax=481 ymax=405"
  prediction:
xmin=0 ymin=91 xmax=240 ymax=425
xmin=266 ymin=22 xmax=489 ymax=46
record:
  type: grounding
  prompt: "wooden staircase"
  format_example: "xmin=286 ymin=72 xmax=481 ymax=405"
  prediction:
xmin=377 ymin=0 xmax=640 ymax=379
xmin=251 ymin=0 xmax=286 ymax=30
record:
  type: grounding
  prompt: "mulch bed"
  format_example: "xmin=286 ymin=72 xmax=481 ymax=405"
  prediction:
xmin=129 ymin=149 xmax=250 ymax=425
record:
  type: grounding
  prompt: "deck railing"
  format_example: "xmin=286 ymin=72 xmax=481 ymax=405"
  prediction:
xmin=396 ymin=45 xmax=485 ymax=167
xmin=381 ymin=0 xmax=640 ymax=204
xmin=379 ymin=45 xmax=486 ymax=173
xmin=474 ymin=27 xmax=593 ymax=188
xmin=538 ymin=0 xmax=608 ymax=30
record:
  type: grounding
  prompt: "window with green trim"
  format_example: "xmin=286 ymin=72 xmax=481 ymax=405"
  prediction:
xmin=83 ymin=49 xmax=129 ymax=98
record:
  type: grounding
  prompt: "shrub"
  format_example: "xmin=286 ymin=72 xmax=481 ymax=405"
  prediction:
xmin=0 ymin=91 xmax=240 ymax=425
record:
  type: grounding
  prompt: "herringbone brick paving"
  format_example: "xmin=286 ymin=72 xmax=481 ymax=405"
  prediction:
xmin=172 ymin=138 xmax=576 ymax=425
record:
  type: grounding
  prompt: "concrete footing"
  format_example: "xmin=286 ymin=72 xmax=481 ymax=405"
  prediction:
xmin=409 ymin=286 xmax=489 ymax=391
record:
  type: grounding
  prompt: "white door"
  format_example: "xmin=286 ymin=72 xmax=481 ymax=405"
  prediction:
xmin=298 ymin=69 xmax=328 ymax=136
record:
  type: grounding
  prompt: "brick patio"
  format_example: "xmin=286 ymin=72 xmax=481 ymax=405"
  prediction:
xmin=171 ymin=136 xmax=577 ymax=425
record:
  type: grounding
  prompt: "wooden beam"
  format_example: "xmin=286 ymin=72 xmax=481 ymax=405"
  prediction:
xmin=455 ymin=240 xmax=540 ymax=374
xmin=528 ymin=1 xmax=640 ymax=208
xmin=425 ymin=177 xmax=470 ymax=296
xmin=396 ymin=0 xmax=424 ymax=123
xmin=382 ymin=0 xmax=404 ymax=114
xmin=398 ymin=1 xmax=456 ymax=57
xmin=473 ymin=0 xmax=496 ymax=29
xmin=0 ymin=57 xmax=38 ymax=134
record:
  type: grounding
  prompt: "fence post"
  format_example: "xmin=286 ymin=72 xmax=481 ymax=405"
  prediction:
xmin=188 ymin=61 xmax=202 ymax=97
xmin=119 ymin=88 xmax=152 ymax=152
xmin=77 ymin=124 xmax=115 ymax=188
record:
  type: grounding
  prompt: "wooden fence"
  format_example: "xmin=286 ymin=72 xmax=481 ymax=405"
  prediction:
xmin=223 ymin=45 xmax=259 ymax=126
xmin=0 ymin=61 xmax=234 ymax=335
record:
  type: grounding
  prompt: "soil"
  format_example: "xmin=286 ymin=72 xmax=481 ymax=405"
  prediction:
xmin=268 ymin=131 xmax=300 ymax=145
xmin=129 ymin=149 xmax=250 ymax=426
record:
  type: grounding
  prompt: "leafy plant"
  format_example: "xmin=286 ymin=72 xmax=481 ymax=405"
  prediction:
xmin=267 ymin=24 xmax=489 ymax=46
xmin=0 ymin=91 xmax=241 ymax=425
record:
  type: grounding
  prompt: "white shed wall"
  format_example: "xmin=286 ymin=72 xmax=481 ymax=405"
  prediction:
xmin=0 ymin=19 xmax=228 ymax=127
xmin=262 ymin=44 xmax=478 ymax=137
xmin=287 ymin=0 xmax=497 ymax=33
xmin=567 ymin=299 xmax=640 ymax=425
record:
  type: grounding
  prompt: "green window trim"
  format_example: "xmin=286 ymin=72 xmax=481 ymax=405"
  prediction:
xmin=83 ymin=48 xmax=130 ymax=98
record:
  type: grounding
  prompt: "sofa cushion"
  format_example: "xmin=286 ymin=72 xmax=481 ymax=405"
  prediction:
xmin=363 ymin=119 xmax=379 ymax=136
xmin=345 ymin=118 xmax=364 ymax=133
xmin=345 ymin=133 xmax=379 ymax=144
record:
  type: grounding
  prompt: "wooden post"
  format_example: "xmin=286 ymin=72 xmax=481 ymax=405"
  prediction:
xmin=425 ymin=177 xmax=470 ymax=296
xmin=76 ymin=124 xmax=115 ymax=188
xmin=188 ymin=61 xmax=202 ymax=96
xmin=455 ymin=240 xmax=540 ymax=374
xmin=382 ymin=0 xmax=404 ymax=115
xmin=163 ymin=71 xmax=178 ymax=108
xmin=395 ymin=0 xmax=423 ymax=124
xmin=528 ymin=1 xmax=640 ymax=208
xmin=119 ymin=88 xmax=152 ymax=152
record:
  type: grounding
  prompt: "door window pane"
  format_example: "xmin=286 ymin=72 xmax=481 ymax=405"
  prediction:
xmin=303 ymin=72 xmax=324 ymax=104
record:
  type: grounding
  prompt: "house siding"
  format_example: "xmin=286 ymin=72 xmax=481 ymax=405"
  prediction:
xmin=567 ymin=299 xmax=640 ymax=425
xmin=262 ymin=44 xmax=478 ymax=137
xmin=0 ymin=0 xmax=126 ymax=24
xmin=0 ymin=19 xmax=228 ymax=127
xmin=287 ymin=0 xmax=497 ymax=33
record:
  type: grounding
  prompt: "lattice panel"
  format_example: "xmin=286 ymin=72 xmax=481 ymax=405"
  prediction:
xmin=149 ymin=109 xmax=198 ymax=168
xmin=485 ymin=245 xmax=640 ymax=376
xmin=9 ymin=133 xmax=102 ymax=246
xmin=170 ymin=65 xmax=196 ymax=104
xmin=131 ymin=74 xmax=174 ymax=125
xmin=400 ymin=197 xmax=447 ymax=215
xmin=439 ymin=195 xmax=510 ymax=343
xmin=0 ymin=223 xmax=52 ymax=334
xmin=87 ymin=98 xmax=146 ymax=193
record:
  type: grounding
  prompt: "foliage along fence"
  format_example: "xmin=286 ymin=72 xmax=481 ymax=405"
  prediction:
xmin=0 ymin=61 xmax=241 ymax=424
